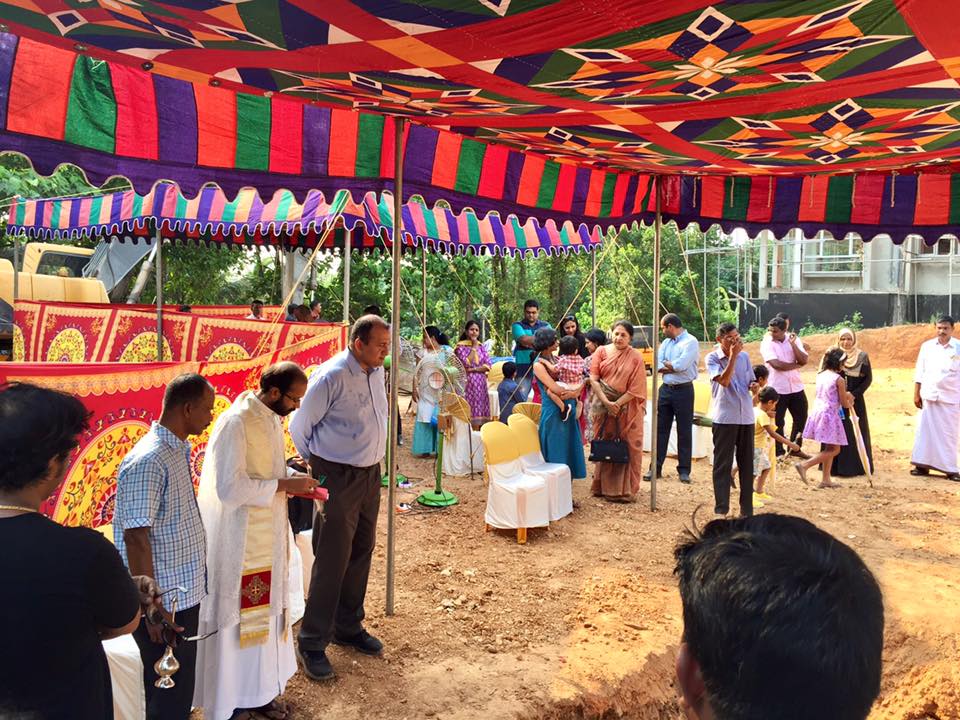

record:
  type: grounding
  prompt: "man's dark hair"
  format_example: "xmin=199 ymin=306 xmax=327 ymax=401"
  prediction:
xmin=612 ymin=319 xmax=635 ymax=338
xmin=0 ymin=383 xmax=91 ymax=491
xmin=352 ymin=314 xmax=390 ymax=344
xmin=585 ymin=328 xmax=607 ymax=346
xmin=661 ymin=313 xmax=683 ymax=329
xmin=501 ymin=361 xmax=516 ymax=380
xmin=178 ymin=304 xmax=191 ymax=313
xmin=533 ymin=326 xmax=557 ymax=353
xmin=311 ymin=300 xmax=322 ymax=311
xmin=523 ymin=299 xmax=539 ymax=310
xmin=775 ymin=312 xmax=790 ymax=321
xmin=674 ymin=514 xmax=883 ymax=720
xmin=163 ymin=373 xmax=212 ymax=411
xmin=752 ymin=364 xmax=769 ymax=381
xmin=558 ymin=335 xmax=579 ymax=356
xmin=937 ymin=314 xmax=955 ymax=326
xmin=362 ymin=304 xmax=383 ymax=317
xmin=260 ymin=362 xmax=307 ymax=394
xmin=251 ymin=300 xmax=264 ymax=310
xmin=768 ymin=317 xmax=788 ymax=331
xmin=758 ymin=385 xmax=779 ymax=403
xmin=716 ymin=322 xmax=737 ymax=338
xmin=287 ymin=303 xmax=298 ymax=314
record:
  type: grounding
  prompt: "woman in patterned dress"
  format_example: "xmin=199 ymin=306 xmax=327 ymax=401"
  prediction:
xmin=795 ymin=348 xmax=853 ymax=489
xmin=454 ymin=320 xmax=491 ymax=421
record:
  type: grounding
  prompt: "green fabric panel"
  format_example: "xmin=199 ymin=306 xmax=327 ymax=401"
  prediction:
xmin=454 ymin=139 xmax=487 ymax=195
xmin=535 ymin=161 xmax=560 ymax=209
xmin=421 ymin=202 xmax=439 ymax=239
xmin=825 ymin=175 xmax=853 ymax=224
xmin=89 ymin=196 xmax=103 ymax=226
xmin=510 ymin=216 xmax=527 ymax=248
xmin=235 ymin=93 xmax=271 ymax=171
xmin=131 ymin=194 xmax=142 ymax=221
xmin=950 ymin=176 xmax=960 ymax=225
xmin=723 ymin=177 xmax=750 ymax=221
xmin=466 ymin=212 xmax=481 ymax=244
xmin=175 ymin=195 xmax=187 ymax=218
xmin=275 ymin=191 xmax=293 ymax=222
xmin=64 ymin=57 xmax=116 ymax=153
xmin=14 ymin=201 xmax=24 ymax=226
xmin=355 ymin=114 xmax=384 ymax=178
xmin=221 ymin=198 xmax=237 ymax=224
xmin=559 ymin=225 xmax=571 ymax=246
xmin=379 ymin=194 xmax=393 ymax=229
xmin=50 ymin=201 xmax=61 ymax=228
xmin=599 ymin=173 xmax=617 ymax=216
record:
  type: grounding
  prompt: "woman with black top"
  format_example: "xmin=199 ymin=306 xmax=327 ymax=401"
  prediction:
xmin=560 ymin=315 xmax=590 ymax=358
xmin=830 ymin=328 xmax=874 ymax=477
xmin=0 ymin=383 xmax=147 ymax=720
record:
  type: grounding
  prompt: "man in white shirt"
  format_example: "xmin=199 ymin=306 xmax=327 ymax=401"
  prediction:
xmin=193 ymin=362 xmax=318 ymax=720
xmin=245 ymin=300 xmax=265 ymax=321
xmin=911 ymin=315 xmax=960 ymax=481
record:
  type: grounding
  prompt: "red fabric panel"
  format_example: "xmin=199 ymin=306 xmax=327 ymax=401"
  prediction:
xmin=797 ymin=176 xmax=827 ymax=223
xmin=611 ymin=172 xmax=630 ymax=216
xmin=585 ymin=170 xmax=604 ymax=217
xmin=431 ymin=130 xmax=462 ymax=190
xmin=268 ymin=96 xmax=302 ymax=175
xmin=379 ymin=115 xmax=397 ymax=179
xmin=327 ymin=108 xmax=358 ymax=177
xmin=195 ymin=84 xmax=237 ymax=168
xmin=746 ymin=177 xmax=775 ymax=223
xmin=699 ymin=176 xmax=725 ymax=219
xmin=914 ymin=173 xmax=950 ymax=225
xmin=552 ymin=163 xmax=576 ymax=213
xmin=476 ymin=142 xmax=509 ymax=199
xmin=111 ymin=64 xmax=158 ymax=160
xmin=632 ymin=176 xmax=652 ymax=213
xmin=6 ymin=37 xmax=74 ymax=140
xmin=850 ymin=175 xmax=884 ymax=226
xmin=516 ymin=154 xmax=546 ymax=208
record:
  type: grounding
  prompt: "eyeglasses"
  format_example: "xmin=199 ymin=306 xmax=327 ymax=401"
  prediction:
xmin=284 ymin=393 xmax=303 ymax=405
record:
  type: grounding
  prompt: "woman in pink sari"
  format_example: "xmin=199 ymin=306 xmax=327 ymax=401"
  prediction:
xmin=588 ymin=320 xmax=647 ymax=501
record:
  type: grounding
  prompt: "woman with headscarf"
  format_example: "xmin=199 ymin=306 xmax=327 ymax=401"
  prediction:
xmin=454 ymin=320 xmax=491 ymax=421
xmin=532 ymin=328 xmax=587 ymax=481
xmin=829 ymin=327 xmax=874 ymax=476
xmin=411 ymin=326 xmax=450 ymax=457
xmin=588 ymin=320 xmax=647 ymax=501
xmin=559 ymin=315 xmax=590 ymax=358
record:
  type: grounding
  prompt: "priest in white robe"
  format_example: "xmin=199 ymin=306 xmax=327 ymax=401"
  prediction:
xmin=911 ymin=315 xmax=960 ymax=481
xmin=194 ymin=362 xmax=317 ymax=720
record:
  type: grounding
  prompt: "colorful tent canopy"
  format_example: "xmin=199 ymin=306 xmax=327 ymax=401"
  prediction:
xmin=5 ymin=183 xmax=605 ymax=256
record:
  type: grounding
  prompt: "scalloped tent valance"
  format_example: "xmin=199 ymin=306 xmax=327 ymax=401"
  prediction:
xmin=5 ymin=183 xmax=605 ymax=257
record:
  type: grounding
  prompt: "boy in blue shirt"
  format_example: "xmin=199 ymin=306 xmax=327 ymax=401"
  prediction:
xmin=498 ymin=362 xmax=520 ymax=424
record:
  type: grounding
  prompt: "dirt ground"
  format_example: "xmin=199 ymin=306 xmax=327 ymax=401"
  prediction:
xmin=276 ymin=325 xmax=960 ymax=720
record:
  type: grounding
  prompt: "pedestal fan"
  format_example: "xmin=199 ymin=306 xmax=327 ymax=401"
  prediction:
xmin=416 ymin=347 xmax=466 ymax=507
xmin=381 ymin=337 xmax=418 ymax=488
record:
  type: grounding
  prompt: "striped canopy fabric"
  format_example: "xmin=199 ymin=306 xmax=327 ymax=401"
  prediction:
xmin=5 ymin=183 xmax=606 ymax=257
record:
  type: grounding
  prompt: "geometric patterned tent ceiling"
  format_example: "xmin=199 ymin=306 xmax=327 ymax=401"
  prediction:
xmin=1 ymin=0 xmax=959 ymax=175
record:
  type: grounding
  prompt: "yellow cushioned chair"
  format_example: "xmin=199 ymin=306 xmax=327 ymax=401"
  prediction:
xmin=505 ymin=414 xmax=573 ymax=521
xmin=512 ymin=401 xmax=541 ymax=424
xmin=487 ymin=360 xmax=505 ymax=387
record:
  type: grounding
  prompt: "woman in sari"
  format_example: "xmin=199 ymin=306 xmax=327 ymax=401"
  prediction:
xmin=588 ymin=320 xmax=647 ymax=501
xmin=532 ymin=328 xmax=587 ymax=480
xmin=829 ymin=327 xmax=874 ymax=477
xmin=411 ymin=326 xmax=449 ymax=457
xmin=454 ymin=320 xmax=491 ymax=421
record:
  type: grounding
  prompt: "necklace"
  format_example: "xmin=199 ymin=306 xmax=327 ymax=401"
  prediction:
xmin=0 ymin=505 xmax=38 ymax=514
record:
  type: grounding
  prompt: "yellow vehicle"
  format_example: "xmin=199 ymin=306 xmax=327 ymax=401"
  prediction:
xmin=0 ymin=243 xmax=110 ymax=306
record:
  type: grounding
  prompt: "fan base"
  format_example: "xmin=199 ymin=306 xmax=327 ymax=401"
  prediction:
xmin=381 ymin=472 xmax=409 ymax=488
xmin=417 ymin=489 xmax=459 ymax=507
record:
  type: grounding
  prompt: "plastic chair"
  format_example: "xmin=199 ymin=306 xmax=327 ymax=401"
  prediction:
xmin=512 ymin=401 xmax=541 ymax=424
xmin=479 ymin=421 xmax=550 ymax=544
xmin=506 ymin=414 xmax=573 ymax=521
xmin=440 ymin=394 xmax=484 ymax=477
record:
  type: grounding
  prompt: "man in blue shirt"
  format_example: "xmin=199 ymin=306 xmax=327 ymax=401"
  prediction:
xmin=497 ymin=361 xmax=520 ymax=423
xmin=648 ymin=313 xmax=700 ymax=484
xmin=115 ymin=372 xmax=216 ymax=720
xmin=290 ymin=314 xmax=390 ymax=682
xmin=512 ymin=299 xmax=550 ymax=401
xmin=706 ymin=322 xmax=757 ymax=518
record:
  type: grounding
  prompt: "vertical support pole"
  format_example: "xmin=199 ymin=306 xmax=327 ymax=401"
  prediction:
xmin=386 ymin=118 xmax=405 ymax=616
xmin=591 ymin=246 xmax=597 ymax=328
xmin=154 ymin=227 xmax=164 ymax=361
xmin=422 ymin=244 xmax=427 ymax=325
xmin=702 ymin=231 xmax=707 ymax=335
xmin=950 ymin=237 xmax=955 ymax=318
xmin=343 ymin=228 xmax=352 ymax=324
xmin=12 ymin=233 xmax=20 ymax=302
xmin=650 ymin=176 xmax=662 ymax=513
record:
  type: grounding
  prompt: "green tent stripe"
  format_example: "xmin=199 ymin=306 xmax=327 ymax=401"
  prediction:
xmin=535 ymin=161 xmax=560 ymax=209
xmin=950 ymin=176 xmax=960 ymax=225
xmin=722 ymin=177 xmax=750 ymax=221
xmin=510 ymin=216 xmax=527 ymax=248
xmin=235 ymin=93 xmax=271 ymax=171
xmin=421 ymin=202 xmax=438 ymax=239
xmin=14 ymin=201 xmax=24 ymax=226
xmin=89 ymin=196 xmax=103 ymax=226
xmin=355 ymin=114 xmax=384 ymax=178
xmin=466 ymin=211 xmax=481 ymax=244
xmin=454 ymin=139 xmax=487 ymax=196
xmin=599 ymin=173 xmax=617 ymax=216
xmin=131 ymin=194 xmax=142 ymax=221
xmin=221 ymin=198 xmax=238 ymax=224
xmin=825 ymin=175 xmax=853 ymax=224
xmin=378 ymin=194 xmax=393 ymax=229
xmin=175 ymin=195 xmax=187 ymax=218
xmin=50 ymin=200 xmax=61 ymax=228
xmin=559 ymin=224 xmax=572 ymax=246
xmin=65 ymin=56 xmax=117 ymax=154
xmin=275 ymin=191 xmax=293 ymax=222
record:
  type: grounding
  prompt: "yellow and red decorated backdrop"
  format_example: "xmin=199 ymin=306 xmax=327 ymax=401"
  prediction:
xmin=14 ymin=301 xmax=342 ymax=363
xmin=0 ymin=327 xmax=344 ymax=528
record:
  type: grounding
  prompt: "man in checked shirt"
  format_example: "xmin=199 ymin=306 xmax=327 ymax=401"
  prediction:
xmin=115 ymin=373 xmax=215 ymax=720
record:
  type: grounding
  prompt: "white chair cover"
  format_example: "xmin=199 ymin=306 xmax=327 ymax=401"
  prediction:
xmin=442 ymin=416 xmax=485 ymax=476
xmin=518 ymin=451 xmax=573 ymax=521
xmin=488 ymin=388 xmax=500 ymax=420
xmin=103 ymin=636 xmax=145 ymax=720
xmin=484 ymin=458 xmax=550 ymax=530
xmin=642 ymin=414 xmax=712 ymax=459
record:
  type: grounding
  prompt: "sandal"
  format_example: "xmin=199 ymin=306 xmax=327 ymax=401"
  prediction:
xmin=909 ymin=467 xmax=930 ymax=476
xmin=234 ymin=699 xmax=289 ymax=720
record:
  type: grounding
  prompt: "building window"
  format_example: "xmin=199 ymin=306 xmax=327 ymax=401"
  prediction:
xmin=919 ymin=236 xmax=956 ymax=255
xmin=803 ymin=232 xmax=862 ymax=273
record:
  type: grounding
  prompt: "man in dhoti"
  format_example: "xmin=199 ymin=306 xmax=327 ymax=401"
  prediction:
xmin=193 ymin=362 xmax=318 ymax=720
xmin=911 ymin=315 xmax=960 ymax=482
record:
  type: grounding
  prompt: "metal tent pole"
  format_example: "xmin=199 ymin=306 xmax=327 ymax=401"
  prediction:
xmin=386 ymin=118 xmax=405 ymax=616
xmin=154 ymin=226 xmax=163 ymax=361
xmin=591 ymin=246 xmax=597 ymax=327
xmin=343 ymin=228 xmax=352 ymax=324
xmin=650 ymin=177 xmax=662 ymax=513
xmin=422 ymin=245 xmax=427 ymax=324
xmin=12 ymin=232 xmax=19 ymax=302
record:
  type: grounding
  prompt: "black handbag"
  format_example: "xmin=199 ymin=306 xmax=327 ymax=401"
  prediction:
xmin=588 ymin=415 xmax=630 ymax=464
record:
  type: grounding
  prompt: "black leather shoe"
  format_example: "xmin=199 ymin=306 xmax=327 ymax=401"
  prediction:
xmin=332 ymin=629 xmax=384 ymax=656
xmin=296 ymin=646 xmax=336 ymax=681
xmin=678 ymin=473 xmax=691 ymax=484
xmin=642 ymin=471 xmax=662 ymax=482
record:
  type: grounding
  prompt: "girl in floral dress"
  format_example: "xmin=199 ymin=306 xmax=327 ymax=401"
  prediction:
xmin=454 ymin=320 xmax=491 ymax=421
xmin=795 ymin=348 xmax=853 ymax=489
